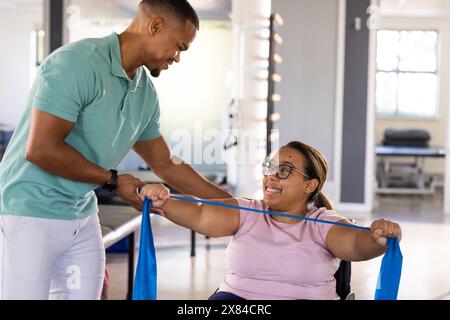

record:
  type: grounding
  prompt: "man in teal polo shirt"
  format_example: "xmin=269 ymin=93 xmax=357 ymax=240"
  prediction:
xmin=0 ymin=0 xmax=231 ymax=300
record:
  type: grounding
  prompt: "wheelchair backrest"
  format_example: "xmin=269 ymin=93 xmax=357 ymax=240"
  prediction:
xmin=334 ymin=259 xmax=352 ymax=300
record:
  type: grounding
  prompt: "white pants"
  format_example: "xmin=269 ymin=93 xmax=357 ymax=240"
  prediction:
xmin=0 ymin=213 xmax=105 ymax=300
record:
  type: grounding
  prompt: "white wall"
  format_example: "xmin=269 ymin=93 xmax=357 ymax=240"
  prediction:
xmin=375 ymin=17 xmax=450 ymax=176
xmin=152 ymin=20 xmax=233 ymax=173
xmin=0 ymin=8 xmax=43 ymax=127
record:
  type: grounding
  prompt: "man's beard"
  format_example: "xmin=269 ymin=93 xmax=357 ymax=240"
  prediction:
xmin=150 ymin=69 xmax=161 ymax=77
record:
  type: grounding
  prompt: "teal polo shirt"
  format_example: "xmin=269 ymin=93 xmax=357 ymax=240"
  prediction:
xmin=0 ymin=33 xmax=161 ymax=220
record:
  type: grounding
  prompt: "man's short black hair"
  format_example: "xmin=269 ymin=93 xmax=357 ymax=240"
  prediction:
xmin=140 ymin=0 xmax=200 ymax=30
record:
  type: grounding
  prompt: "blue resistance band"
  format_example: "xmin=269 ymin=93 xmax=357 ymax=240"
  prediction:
xmin=133 ymin=196 xmax=403 ymax=300
xmin=374 ymin=237 xmax=403 ymax=300
xmin=171 ymin=195 xmax=371 ymax=231
xmin=132 ymin=198 xmax=157 ymax=300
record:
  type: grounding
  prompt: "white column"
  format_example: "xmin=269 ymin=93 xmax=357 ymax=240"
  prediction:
xmin=226 ymin=0 xmax=272 ymax=198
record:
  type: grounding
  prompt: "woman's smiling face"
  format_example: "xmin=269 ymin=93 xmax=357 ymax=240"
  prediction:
xmin=263 ymin=147 xmax=318 ymax=213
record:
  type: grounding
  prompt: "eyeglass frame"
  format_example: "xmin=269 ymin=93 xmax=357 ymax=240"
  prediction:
xmin=262 ymin=161 xmax=312 ymax=180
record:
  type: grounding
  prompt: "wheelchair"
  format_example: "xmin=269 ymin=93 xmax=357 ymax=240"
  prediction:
xmin=335 ymin=259 xmax=355 ymax=300
xmin=334 ymin=217 xmax=357 ymax=300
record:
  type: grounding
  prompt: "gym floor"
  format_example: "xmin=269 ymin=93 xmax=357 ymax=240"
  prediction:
xmin=106 ymin=190 xmax=450 ymax=300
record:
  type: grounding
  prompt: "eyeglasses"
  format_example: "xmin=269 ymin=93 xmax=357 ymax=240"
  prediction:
xmin=262 ymin=161 xmax=311 ymax=180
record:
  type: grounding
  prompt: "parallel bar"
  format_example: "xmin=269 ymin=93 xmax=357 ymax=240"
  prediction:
xmin=127 ymin=233 xmax=135 ymax=300
xmin=190 ymin=230 xmax=196 ymax=257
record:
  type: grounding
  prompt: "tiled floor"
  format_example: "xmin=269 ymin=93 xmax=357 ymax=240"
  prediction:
xmin=106 ymin=191 xmax=450 ymax=300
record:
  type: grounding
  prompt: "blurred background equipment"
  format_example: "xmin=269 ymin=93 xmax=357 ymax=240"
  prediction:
xmin=0 ymin=124 xmax=14 ymax=161
xmin=375 ymin=128 xmax=446 ymax=195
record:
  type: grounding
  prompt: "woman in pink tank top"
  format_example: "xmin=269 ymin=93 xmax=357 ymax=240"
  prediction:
xmin=139 ymin=141 xmax=402 ymax=300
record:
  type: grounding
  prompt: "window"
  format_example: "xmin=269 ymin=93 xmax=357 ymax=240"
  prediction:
xmin=376 ymin=30 xmax=439 ymax=118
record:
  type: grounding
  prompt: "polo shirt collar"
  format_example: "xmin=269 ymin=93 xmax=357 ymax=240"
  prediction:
xmin=107 ymin=32 xmax=144 ymax=88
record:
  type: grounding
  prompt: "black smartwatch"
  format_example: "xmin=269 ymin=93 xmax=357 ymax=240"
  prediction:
xmin=101 ymin=169 xmax=118 ymax=192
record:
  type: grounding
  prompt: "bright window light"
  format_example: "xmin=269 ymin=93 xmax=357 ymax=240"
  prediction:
xmin=376 ymin=30 xmax=439 ymax=118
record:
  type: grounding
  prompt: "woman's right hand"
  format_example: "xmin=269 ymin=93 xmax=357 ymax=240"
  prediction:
xmin=370 ymin=219 xmax=402 ymax=248
xmin=139 ymin=183 xmax=171 ymax=208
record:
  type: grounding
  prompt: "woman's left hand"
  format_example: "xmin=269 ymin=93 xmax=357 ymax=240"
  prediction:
xmin=370 ymin=219 xmax=402 ymax=248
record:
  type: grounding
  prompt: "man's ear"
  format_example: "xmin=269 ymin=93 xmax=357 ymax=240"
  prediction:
xmin=304 ymin=179 xmax=319 ymax=195
xmin=149 ymin=17 xmax=164 ymax=35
